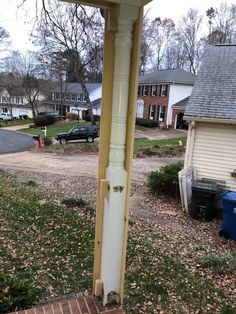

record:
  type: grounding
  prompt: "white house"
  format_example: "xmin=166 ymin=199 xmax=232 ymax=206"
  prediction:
xmin=184 ymin=44 xmax=236 ymax=192
xmin=47 ymin=82 xmax=102 ymax=120
xmin=0 ymin=87 xmax=46 ymax=119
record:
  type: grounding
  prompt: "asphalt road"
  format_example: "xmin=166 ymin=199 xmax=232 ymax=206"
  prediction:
xmin=0 ymin=129 xmax=35 ymax=154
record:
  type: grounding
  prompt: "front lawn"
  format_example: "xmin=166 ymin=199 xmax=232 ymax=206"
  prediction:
xmin=0 ymin=171 xmax=235 ymax=313
xmin=0 ymin=119 xmax=32 ymax=127
xmin=19 ymin=121 xmax=90 ymax=137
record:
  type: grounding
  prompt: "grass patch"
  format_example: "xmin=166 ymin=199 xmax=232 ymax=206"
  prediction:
xmin=125 ymin=234 xmax=232 ymax=313
xmin=0 ymin=173 xmax=234 ymax=313
xmin=135 ymin=125 xmax=152 ymax=131
xmin=134 ymin=137 xmax=186 ymax=158
xmin=0 ymin=119 xmax=32 ymax=127
xmin=0 ymin=175 xmax=95 ymax=306
xmin=19 ymin=121 xmax=91 ymax=138
xmin=134 ymin=137 xmax=186 ymax=149
xmin=197 ymin=254 xmax=236 ymax=274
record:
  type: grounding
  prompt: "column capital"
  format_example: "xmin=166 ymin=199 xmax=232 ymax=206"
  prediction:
xmin=107 ymin=4 xmax=139 ymax=32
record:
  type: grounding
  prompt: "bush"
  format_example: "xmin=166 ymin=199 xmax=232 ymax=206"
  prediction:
xmin=43 ymin=136 xmax=52 ymax=146
xmin=66 ymin=112 xmax=79 ymax=121
xmin=94 ymin=115 xmax=100 ymax=122
xmin=0 ymin=273 xmax=40 ymax=313
xmin=33 ymin=115 xmax=55 ymax=127
xmin=147 ymin=161 xmax=183 ymax=198
xmin=196 ymin=254 xmax=236 ymax=274
xmin=84 ymin=113 xmax=91 ymax=122
xmin=136 ymin=118 xmax=158 ymax=128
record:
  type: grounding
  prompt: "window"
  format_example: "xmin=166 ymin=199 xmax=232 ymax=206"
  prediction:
xmin=143 ymin=85 xmax=149 ymax=96
xmin=71 ymin=93 xmax=76 ymax=101
xmin=54 ymin=93 xmax=61 ymax=100
xmin=66 ymin=106 xmax=70 ymax=113
xmin=2 ymin=107 xmax=8 ymax=113
xmin=137 ymin=86 xmax=141 ymax=96
xmin=54 ymin=104 xmax=60 ymax=112
xmin=65 ymin=93 xmax=70 ymax=101
xmin=159 ymin=105 xmax=165 ymax=122
xmin=148 ymin=104 xmax=156 ymax=120
xmin=151 ymin=85 xmax=157 ymax=97
xmin=160 ymin=85 xmax=168 ymax=97
xmin=80 ymin=94 xmax=86 ymax=102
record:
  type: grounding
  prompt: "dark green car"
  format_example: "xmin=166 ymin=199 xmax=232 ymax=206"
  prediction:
xmin=55 ymin=125 xmax=99 ymax=144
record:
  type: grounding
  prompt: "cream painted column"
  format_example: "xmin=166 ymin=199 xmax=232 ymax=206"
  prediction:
xmin=100 ymin=4 xmax=139 ymax=305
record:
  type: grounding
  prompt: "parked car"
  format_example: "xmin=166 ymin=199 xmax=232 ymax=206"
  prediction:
xmin=38 ymin=112 xmax=64 ymax=122
xmin=0 ymin=113 xmax=12 ymax=121
xmin=55 ymin=125 xmax=99 ymax=144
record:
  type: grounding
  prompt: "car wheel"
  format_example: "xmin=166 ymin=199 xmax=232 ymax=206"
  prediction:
xmin=60 ymin=138 xmax=67 ymax=144
xmin=87 ymin=136 xmax=94 ymax=143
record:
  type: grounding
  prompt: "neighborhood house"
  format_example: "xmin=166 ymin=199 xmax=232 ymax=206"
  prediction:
xmin=46 ymin=83 xmax=102 ymax=119
xmin=0 ymin=87 xmax=46 ymax=119
xmin=137 ymin=68 xmax=195 ymax=128
xmin=183 ymin=44 xmax=236 ymax=199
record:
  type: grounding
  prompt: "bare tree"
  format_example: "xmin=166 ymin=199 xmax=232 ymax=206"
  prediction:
xmin=177 ymin=9 xmax=203 ymax=74
xmin=5 ymin=51 xmax=46 ymax=117
xmin=36 ymin=0 xmax=103 ymax=124
xmin=139 ymin=11 xmax=153 ymax=75
xmin=148 ymin=17 xmax=175 ymax=71
xmin=207 ymin=3 xmax=236 ymax=44
xmin=0 ymin=27 xmax=10 ymax=49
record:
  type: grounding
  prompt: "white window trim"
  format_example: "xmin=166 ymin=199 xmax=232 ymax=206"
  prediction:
xmin=161 ymin=85 xmax=167 ymax=97
xmin=143 ymin=85 xmax=148 ymax=97
xmin=151 ymin=85 xmax=157 ymax=97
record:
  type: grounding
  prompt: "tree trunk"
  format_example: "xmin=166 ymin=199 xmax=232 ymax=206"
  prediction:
xmin=78 ymin=77 xmax=94 ymax=125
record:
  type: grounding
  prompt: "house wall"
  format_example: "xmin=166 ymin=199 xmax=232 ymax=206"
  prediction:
xmin=70 ymin=106 xmax=101 ymax=120
xmin=90 ymin=86 xmax=102 ymax=102
xmin=12 ymin=107 xmax=33 ymax=119
xmin=185 ymin=122 xmax=236 ymax=191
xmin=168 ymin=84 xmax=193 ymax=127
xmin=138 ymin=84 xmax=169 ymax=124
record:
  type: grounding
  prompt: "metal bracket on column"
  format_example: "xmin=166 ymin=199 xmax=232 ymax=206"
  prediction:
xmin=94 ymin=279 xmax=103 ymax=297
xmin=100 ymin=179 xmax=110 ymax=198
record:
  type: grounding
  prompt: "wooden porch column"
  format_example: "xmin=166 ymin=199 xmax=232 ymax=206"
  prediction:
xmin=94 ymin=4 xmax=144 ymax=305
xmin=63 ymin=0 xmax=152 ymax=306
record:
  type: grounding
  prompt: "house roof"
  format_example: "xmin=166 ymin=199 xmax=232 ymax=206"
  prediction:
xmin=185 ymin=45 xmax=236 ymax=120
xmin=53 ymin=83 xmax=101 ymax=93
xmin=12 ymin=87 xmax=27 ymax=96
xmin=139 ymin=69 xmax=195 ymax=85
xmin=172 ymin=96 xmax=190 ymax=110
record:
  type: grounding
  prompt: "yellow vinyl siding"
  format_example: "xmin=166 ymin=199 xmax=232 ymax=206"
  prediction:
xmin=192 ymin=122 xmax=236 ymax=191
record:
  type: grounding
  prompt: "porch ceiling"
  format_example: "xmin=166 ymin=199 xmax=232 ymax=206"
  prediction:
xmin=62 ymin=0 xmax=152 ymax=8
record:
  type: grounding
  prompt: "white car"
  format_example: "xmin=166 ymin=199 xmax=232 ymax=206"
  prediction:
xmin=0 ymin=113 xmax=12 ymax=121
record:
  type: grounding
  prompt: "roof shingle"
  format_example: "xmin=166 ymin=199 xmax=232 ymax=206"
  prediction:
xmin=185 ymin=45 xmax=236 ymax=120
xmin=139 ymin=69 xmax=195 ymax=85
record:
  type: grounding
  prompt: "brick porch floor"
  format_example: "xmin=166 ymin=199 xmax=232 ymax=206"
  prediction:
xmin=8 ymin=295 xmax=125 ymax=314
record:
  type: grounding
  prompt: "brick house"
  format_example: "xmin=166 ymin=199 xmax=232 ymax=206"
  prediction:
xmin=137 ymin=69 xmax=195 ymax=128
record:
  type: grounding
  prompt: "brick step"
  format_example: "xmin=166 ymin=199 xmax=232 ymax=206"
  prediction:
xmin=8 ymin=295 xmax=125 ymax=314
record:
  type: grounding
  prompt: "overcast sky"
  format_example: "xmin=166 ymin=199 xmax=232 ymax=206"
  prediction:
xmin=0 ymin=0 xmax=234 ymax=53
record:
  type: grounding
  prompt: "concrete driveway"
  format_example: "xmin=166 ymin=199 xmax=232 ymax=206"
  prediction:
xmin=0 ymin=129 xmax=35 ymax=154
